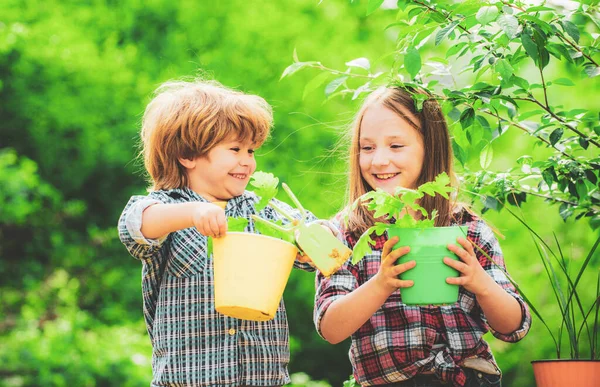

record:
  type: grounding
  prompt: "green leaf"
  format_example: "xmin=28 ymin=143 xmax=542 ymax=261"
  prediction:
xmin=521 ymin=33 xmax=539 ymax=63
xmin=552 ymin=78 xmax=575 ymax=86
xmin=412 ymin=93 xmax=427 ymax=111
xmin=560 ymin=20 xmax=580 ymax=43
xmin=585 ymin=66 xmax=600 ymax=78
xmin=405 ymin=46 xmax=421 ymax=79
xmin=576 ymin=180 xmax=588 ymax=200
xmin=549 ymin=128 xmax=564 ymax=146
xmin=460 ymin=107 xmax=475 ymax=129
xmin=435 ymin=21 xmax=460 ymax=46
xmin=325 ymin=76 xmax=348 ymax=96
xmin=579 ymin=137 xmax=590 ymax=150
xmin=480 ymin=143 xmax=494 ymax=169
xmin=228 ymin=217 xmax=249 ymax=232
xmin=452 ymin=140 xmax=467 ymax=167
xmin=303 ymin=72 xmax=331 ymax=100
xmin=446 ymin=42 xmax=468 ymax=58
xmin=495 ymin=59 xmax=514 ymax=81
xmin=476 ymin=6 xmax=499 ymax=25
xmin=352 ymin=227 xmax=377 ymax=264
xmin=280 ymin=61 xmax=318 ymax=80
xmin=497 ymin=14 xmax=519 ymax=39
xmin=345 ymin=57 xmax=371 ymax=71
xmin=367 ymin=0 xmax=385 ymax=16
xmin=250 ymin=171 xmax=279 ymax=212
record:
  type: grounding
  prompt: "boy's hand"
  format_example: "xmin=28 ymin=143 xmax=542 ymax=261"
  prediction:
xmin=192 ymin=203 xmax=227 ymax=238
xmin=444 ymin=237 xmax=491 ymax=296
xmin=374 ymin=236 xmax=416 ymax=295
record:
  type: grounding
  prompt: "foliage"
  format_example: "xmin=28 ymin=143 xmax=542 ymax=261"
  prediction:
xmin=351 ymin=172 xmax=454 ymax=263
xmin=283 ymin=0 xmax=600 ymax=228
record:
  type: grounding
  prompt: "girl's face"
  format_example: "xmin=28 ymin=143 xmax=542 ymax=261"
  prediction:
xmin=184 ymin=137 xmax=257 ymax=201
xmin=359 ymin=103 xmax=425 ymax=194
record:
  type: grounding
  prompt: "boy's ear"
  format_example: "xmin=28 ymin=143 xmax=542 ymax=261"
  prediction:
xmin=178 ymin=158 xmax=196 ymax=170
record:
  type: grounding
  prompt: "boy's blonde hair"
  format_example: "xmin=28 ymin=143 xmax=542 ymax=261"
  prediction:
xmin=141 ymin=79 xmax=272 ymax=190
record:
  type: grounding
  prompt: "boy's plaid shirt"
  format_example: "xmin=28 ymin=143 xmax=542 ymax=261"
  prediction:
xmin=118 ymin=188 xmax=315 ymax=387
xmin=314 ymin=211 xmax=531 ymax=387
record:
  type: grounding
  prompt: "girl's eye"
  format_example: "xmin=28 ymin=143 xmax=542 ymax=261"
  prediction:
xmin=360 ymin=146 xmax=373 ymax=152
xmin=391 ymin=144 xmax=405 ymax=149
xmin=230 ymin=147 xmax=240 ymax=152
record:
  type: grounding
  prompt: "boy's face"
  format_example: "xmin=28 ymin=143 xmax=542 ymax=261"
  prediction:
xmin=183 ymin=137 xmax=257 ymax=201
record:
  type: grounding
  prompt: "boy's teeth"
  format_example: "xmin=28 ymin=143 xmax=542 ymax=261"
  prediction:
xmin=375 ymin=173 xmax=398 ymax=180
xmin=232 ymin=174 xmax=246 ymax=179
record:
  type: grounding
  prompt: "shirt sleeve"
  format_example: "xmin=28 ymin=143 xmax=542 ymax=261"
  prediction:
xmin=313 ymin=239 xmax=359 ymax=340
xmin=470 ymin=219 xmax=532 ymax=342
xmin=118 ymin=194 xmax=169 ymax=262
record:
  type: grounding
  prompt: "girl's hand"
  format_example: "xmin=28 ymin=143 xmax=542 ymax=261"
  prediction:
xmin=374 ymin=236 xmax=416 ymax=295
xmin=192 ymin=203 xmax=227 ymax=238
xmin=444 ymin=237 xmax=491 ymax=296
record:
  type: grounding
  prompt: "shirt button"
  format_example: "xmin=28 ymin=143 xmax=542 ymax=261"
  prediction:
xmin=228 ymin=328 xmax=236 ymax=336
xmin=477 ymin=372 xmax=483 ymax=378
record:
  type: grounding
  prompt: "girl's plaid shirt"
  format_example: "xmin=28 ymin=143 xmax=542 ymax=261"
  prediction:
xmin=118 ymin=187 xmax=315 ymax=387
xmin=314 ymin=211 xmax=531 ymax=387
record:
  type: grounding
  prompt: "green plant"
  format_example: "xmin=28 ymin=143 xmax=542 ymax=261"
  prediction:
xmin=282 ymin=0 xmax=600 ymax=228
xmin=501 ymin=204 xmax=600 ymax=360
xmin=350 ymin=172 xmax=455 ymax=264
xmin=214 ymin=171 xmax=350 ymax=275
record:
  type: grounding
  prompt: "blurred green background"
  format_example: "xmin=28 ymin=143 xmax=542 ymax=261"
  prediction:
xmin=0 ymin=0 xmax=598 ymax=386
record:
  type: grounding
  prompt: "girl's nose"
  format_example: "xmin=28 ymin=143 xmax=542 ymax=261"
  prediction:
xmin=371 ymin=150 xmax=390 ymax=166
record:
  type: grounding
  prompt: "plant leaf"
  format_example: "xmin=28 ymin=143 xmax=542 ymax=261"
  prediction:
xmin=366 ymin=0 xmax=384 ymax=16
xmin=498 ymin=14 xmax=519 ymax=39
xmin=405 ymin=46 xmax=421 ymax=79
xmin=476 ymin=6 xmax=499 ymax=26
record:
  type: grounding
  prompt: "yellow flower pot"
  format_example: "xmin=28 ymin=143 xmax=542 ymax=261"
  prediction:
xmin=212 ymin=232 xmax=298 ymax=321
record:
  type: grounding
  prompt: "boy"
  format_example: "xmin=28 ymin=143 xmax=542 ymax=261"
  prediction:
xmin=118 ymin=79 xmax=314 ymax=386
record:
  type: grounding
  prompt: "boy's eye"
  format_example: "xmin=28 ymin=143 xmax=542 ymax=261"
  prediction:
xmin=248 ymin=149 xmax=255 ymax=154
xmin=391 ymin=144 xmax=405 ymax=149
xmin=230 ymin=147 xmax=240 ymax=152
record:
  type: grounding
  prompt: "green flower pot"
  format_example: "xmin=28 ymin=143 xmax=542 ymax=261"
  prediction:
xmin=388 ymin=226 xmax=468 ymax=306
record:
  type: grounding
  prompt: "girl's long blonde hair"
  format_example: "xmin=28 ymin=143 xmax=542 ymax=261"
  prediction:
xmin=344 ymin=86 xmax=459 ymax=239
xmin=141 ymin=79 xmax=272 ymax=191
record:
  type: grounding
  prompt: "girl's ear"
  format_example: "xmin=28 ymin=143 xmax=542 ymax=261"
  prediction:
xmin=178 ymin=158 xmax=196 ymax=170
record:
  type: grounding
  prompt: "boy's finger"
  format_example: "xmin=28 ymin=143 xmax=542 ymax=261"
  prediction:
xmin=447 ymin=244 xmax=470 ymax=263
xmin=217 ymin=213 xmax=227 ymax=235
xmin=393 ymin=279 xmax=414 ymax=288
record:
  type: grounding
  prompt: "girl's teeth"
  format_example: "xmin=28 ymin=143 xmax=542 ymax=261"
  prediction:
xmin=376 ymin=173 xmax=398 ymax=180
xmin=232 ymin=174 xmax=246 ymax=179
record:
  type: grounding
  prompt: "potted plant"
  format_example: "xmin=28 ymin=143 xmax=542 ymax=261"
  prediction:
xmin=350 ymin=172 xmax=467 ymax=305
xmin=211 ymin=171 xmax=351 ymax=321
xmin=493 ymin=206 xmax=600 ymax=387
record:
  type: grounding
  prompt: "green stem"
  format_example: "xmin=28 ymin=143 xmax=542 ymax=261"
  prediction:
xmin=282 ymin=183 xmax=307 ymax=220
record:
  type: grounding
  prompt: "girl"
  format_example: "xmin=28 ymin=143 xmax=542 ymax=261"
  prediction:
xmin=314 ymin=87 xmax=531 ymax=387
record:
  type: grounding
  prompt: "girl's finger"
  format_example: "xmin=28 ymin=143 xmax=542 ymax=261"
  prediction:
xmin=393 ymin=279 xmax=414 ymax=288
xmin=382 ymin=236 xmax=399 ymax=258
xmin=443 ymin=257 xmax=469 ymax=274
xmin=393 ymin=260 xmax=416 ymax=275
xmin=447 ymin=243 xmax=471 ymax=263
xmin=457 ymin=237 xmax=475 ymax=255
xmin=446 ymin=276 xmax=466 ymax=286
xmin=387 ymin=245 xmax=411 ymax=261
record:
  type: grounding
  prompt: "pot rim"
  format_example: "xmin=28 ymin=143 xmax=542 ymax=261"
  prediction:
xmin=221 ymin=231 xmax=297 ymax=247
xmin=531 ymin=359 xmax=600 ymax=364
